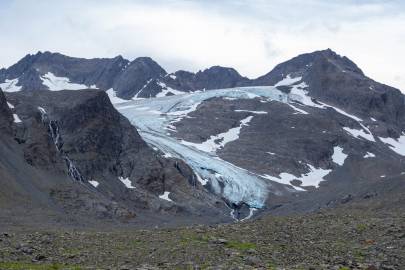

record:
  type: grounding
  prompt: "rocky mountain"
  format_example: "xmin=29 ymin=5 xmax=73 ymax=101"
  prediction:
xmin=0 ymin=48 xmax=404 ymax=227
xmin=115 ymin=49 xmax=405 ymax=217
xmin=0 ymin=51 xmax=249 ymax=100
xmin=0 ymin=87 xmax=231 ymax=227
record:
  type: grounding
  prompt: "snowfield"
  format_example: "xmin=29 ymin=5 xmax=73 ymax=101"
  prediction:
xmin=0 ymin=78 xmax=22 ymax=92
xmin=41 ymin=72 xmax=97 ymax=91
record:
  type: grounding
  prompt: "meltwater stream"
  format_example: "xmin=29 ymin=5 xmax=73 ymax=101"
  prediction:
xmin=115 ymin=86 xmax=297 ymax=209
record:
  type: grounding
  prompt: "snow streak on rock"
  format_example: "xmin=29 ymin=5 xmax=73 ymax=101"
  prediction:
xmin=41 ymin=72 xmax=97 ymax=91
xmin=180 ymin=116 xmax=253 ymax=153
xmin=0 ymin=78 xmax=22 ymax=92
xmin=379 ymin=134 xmax=405 ymax=156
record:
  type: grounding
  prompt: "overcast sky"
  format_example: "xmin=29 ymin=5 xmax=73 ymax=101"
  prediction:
xmin=0 ymin=0 xmax=404 ymax=90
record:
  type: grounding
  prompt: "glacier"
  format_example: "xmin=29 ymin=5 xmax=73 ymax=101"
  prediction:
xmin=115 ymin=86 xmax=299 ymax=209
xmin=113 ymin=78 xmax=376 ymax=210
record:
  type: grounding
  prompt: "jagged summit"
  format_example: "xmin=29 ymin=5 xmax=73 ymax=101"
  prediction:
xmin=2 ymin=48 xmax=396 ymax=101
xmin=252 ymin=48 xmax=364 ymax=86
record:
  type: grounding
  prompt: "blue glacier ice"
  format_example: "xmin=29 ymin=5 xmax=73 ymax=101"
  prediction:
xmin=115 ymin=86 xmax=294 ymax=208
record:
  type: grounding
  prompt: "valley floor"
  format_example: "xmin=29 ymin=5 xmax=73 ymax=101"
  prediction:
xmin=0 ymin=208 xmax=404 ymax=270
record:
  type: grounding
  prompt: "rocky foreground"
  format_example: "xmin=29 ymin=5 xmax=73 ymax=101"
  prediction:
xmin=0 ymin=207 xmax=403 ymax=270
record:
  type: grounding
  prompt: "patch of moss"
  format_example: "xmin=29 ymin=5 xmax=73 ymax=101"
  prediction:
xmin=0 ymin=262 xmax=82 ymax=270
xmin=225 ymin=241 xmax=257 ymax=251
xmin=266 ymin=261 xmax=278 ymax=270
xmin=356 ymin=223 xmax=368 ymax=233
xmin=180 ymin=234 xmax=209 ymax=246
xmin=354 ymin=249 xmax=366 ymax=262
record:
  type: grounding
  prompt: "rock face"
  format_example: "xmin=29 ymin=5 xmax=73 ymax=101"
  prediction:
xmin=166 ymin=66 xmax=249 ymax=92
xmin=252 ymin=49 xmax=405 ymax=135
xmin=1 ymin=89 xmax=230 ymax=227
xmin=112 ymin=57 xmax=166 ymax=99
xmin=0 ymin=88 xmax=13 ymax=134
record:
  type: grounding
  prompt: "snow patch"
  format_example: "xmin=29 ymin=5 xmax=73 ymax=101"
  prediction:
xmin=89 ymin=180 xmax=99 ymax=188
xmin=379 ymin=135 xmax=405 ymax=156
xmin=159 ymin=191 xmax=173 ymax=202
xmin=275 ymin=75 xmax=302 ymax=87
xmin=0 ymin=78 xmax=22 ymax=92
xmin=364 ymin=152 xmax=376 ymax=158
xmin=133 ymin=79 xmax=152 ymax=99
xmin=241 ymin=208 xmax=257 ymax=221
xmin=155 ymin=82 xmax=185 ymax=97
xmin=195 ymin=173 xmax=209 ymax=185
xmin=332 ymin=146 xmax=348 ymax=166
xmin=329 ymin=105 xmax=363 ymax=122
xmin=181 ymin=116 xmax=253 ymax=153
xmin=41 ymin=72 xmax=97 ymax=91
xmin=289 ymin=81 xmax=324 ymax=108
xmin=234 ymin=110 xmax=267 ymax=114
xmin=288 ymin=104 xmax=309 ymax=115
xmin=119 ymin=177 xmax=135 ymax=189
xmin=37 ymin=106 xmax=46 ymax=114
xmin=7 ymin=102 xmax=14 ymax=109
xmin=13 ymin=114 xmax=22 ymax=123
xmin=106 ymin=88 xmax=128 ymax=104
xmin=262 ymin=164 xmax=332 ymax=190
xmin=343 ymin=127 xmax=375 ymax=142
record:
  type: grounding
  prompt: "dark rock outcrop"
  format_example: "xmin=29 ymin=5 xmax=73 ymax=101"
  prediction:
xmin=0 ymin=88 xmax=13 ymax=134
xmin=251 ymin=49 xmax=405 ymax=135
xmin=165 ymin=66 xmax=249 ymax=92
xmin=1 ymin=89 xmax=231 ymax=227
xmin=112 ymin=57 xmax=166 ymax=99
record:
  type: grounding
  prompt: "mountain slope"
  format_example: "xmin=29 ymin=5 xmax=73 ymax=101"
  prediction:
xmin=0 ymin=48 xmax=404 ymax=226
xmin=0 ymin=88 xmax=232 ymax=227
xmin=122 ymin=49 xmax=405 ymax=215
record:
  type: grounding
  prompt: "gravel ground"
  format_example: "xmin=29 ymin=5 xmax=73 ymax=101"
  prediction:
xmin=0 ymin=209 xmax=404 ymax=270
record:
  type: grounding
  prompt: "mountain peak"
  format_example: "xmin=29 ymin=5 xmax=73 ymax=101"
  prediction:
xmin=130 ymin=57 xmax=167 ymax=74
xmin=253 ymin=48 xmax=364 ymax=86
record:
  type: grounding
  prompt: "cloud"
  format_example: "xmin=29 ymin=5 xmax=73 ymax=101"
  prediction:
xmin=0 ymin=0 xmax=404 ymax=90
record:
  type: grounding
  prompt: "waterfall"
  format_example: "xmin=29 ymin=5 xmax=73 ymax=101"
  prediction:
xmin=38 ymin=107 xmax=85 ymax=182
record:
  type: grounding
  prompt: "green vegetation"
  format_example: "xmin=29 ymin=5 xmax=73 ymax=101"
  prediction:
xmin=0 ymin=262 xmax=82 ymax=270
xmin=356 ymin=223 xmax=368 ymax=233
xmin=225 ymin=241 xmax=257 ymax=251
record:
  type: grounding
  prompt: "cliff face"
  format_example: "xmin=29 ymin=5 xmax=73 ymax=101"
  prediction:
xmin=0 ymin=88 xmax=13 ymax=135
xmin=0 ymin=89 xmax=231 ymax=227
